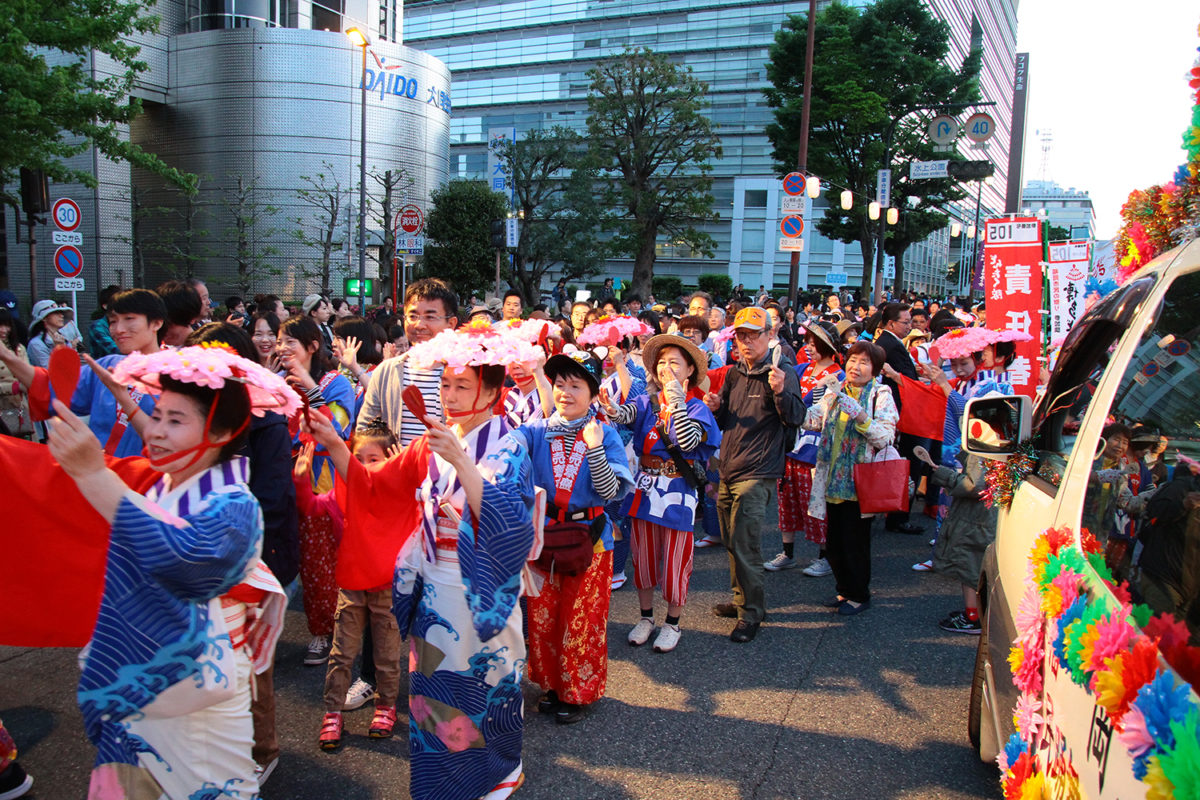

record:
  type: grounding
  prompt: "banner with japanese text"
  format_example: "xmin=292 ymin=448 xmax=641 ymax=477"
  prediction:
xmin=1047 ymin=240 xmax=1090 ymax=344
xmin=983 ymin=217 xmax=1043 ymax=398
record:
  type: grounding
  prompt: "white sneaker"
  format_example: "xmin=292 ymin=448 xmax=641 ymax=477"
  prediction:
xmin=254 ymin=757 xmax=278 ymax=786
xmin=653 ymin=623 xmax=681 ymax=653
xmin=912 ymin=559 xmax=934 ymax=572
xmin=802 ymin=557 xmax=832 ymax=577
xmin=343 ymin=677 xmax=376 ymax=711
xmin=611 ymin=571 xmax=627 ymax=591
xmin=304 ymin=634 xmax=331 ymax=666
xmin=764 ymin=553 xmax=797 ymax=572
xmin=628 ymin=617 xmax=655 ymax=646
xmin=694 ymin=535 xmax=723 ymax=549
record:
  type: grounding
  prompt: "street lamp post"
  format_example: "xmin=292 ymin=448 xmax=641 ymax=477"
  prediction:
xmin=346 ymin=27 xmax=370 ymax=314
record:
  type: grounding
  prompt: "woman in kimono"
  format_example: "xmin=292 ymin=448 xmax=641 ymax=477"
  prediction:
xmin=509 ymin=350 xmax=634 ymax=724
xmin=4 ymin=344 xmax=296 ymax=799
xmin=304 ymin=320 xmax=541 ymax=800
xmin=599 ymin=334 xmax=721 ymax=653
xmin=277 ymin=314 xmax=357 ymax=666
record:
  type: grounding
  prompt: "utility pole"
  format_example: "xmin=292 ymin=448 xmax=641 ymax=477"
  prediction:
xmin=786 ymin=0 xmax=818 ymax=309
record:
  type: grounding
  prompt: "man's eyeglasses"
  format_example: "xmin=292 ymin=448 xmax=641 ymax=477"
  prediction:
xmin=405 ymin=313 xmax=450 ymax=325
xmin=734 ymin=329 xmax=764 ymax=342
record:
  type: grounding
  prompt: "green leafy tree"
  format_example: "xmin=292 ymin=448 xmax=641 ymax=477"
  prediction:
xmin=0 ymin=0 xmax=195 ymax=203
xmin=765 ymin=0 xmax=981 ymax=297
xmin=113 ymin=185 xmax=169 ymax=288
xmin=367 ymin=167 xmax=414 ymax=299
xmin=587 ymin=48 xmax=722 ymax=299
xmin=1048 ymin=224 xmax=1071 ymax=241
xmin=153 ymin=178 xmax=214 ymax=281
xmin=495 ymin=127 xmax=608 ymax=304
xmin=419 ymin=180 xmax=509 ymax=301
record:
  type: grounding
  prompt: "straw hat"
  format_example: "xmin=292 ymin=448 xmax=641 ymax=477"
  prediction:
xmin=641 ymin=333 xmax=711 ymax=393
xmin=802 ymin=320 xmax=839 ymax=355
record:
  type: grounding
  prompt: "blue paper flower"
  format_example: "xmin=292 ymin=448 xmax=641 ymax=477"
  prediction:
xmin=1133 ymin=670 xmax=1192 ymax=755
xmin=1004 ymin=731 xmax=1029 ymax=768
xmin=1054 ymin=596 xmax=1087 ymax=666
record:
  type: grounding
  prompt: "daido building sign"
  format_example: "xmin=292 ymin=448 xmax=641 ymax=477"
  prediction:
xmin=362 ymin=51 xmax=451 ymax=114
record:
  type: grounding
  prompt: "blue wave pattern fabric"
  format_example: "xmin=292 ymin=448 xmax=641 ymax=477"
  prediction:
xmin=77 ymin=457 xmax=262 ymax=769
xmin=390 ymin=418 xmax=536 ymax=800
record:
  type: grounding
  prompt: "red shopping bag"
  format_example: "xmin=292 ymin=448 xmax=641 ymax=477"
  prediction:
xmin=854 ymin=448 xmax=911 ymax=514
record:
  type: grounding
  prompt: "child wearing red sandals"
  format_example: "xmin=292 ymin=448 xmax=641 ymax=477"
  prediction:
xmin=294 ymin=422 xmax=405 ymax=751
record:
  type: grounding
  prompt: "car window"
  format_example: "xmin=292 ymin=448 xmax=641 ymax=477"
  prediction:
xmin=1027 ymin=276 xmax=1157 ymax=492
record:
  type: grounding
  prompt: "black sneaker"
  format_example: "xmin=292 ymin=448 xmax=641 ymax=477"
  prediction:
xmin=938 ymin=610 xmax=981 ymax=635
xmin=0 ymin=761 xmax=33 ymax=799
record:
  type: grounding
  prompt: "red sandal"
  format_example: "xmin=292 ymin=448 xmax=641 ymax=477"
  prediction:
xmin=369 ymin=705 xmax=397 ymax=738
xmin=318 ymin=711 xmax=343 ymax=751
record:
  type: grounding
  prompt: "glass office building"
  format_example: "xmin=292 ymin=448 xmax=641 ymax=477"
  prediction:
xmin=5 ymin=0 xmax=449 ymax=308
xmin=405 ymin=0 xmax=1018 ymax=297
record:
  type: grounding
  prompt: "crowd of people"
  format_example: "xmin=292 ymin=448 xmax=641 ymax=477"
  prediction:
xmin=0 ymin=273 xmax=1171 ymax=800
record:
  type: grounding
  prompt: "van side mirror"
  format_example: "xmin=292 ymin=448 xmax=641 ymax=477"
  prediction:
xmin=963 ymin=395 xmax=1032 ymax=460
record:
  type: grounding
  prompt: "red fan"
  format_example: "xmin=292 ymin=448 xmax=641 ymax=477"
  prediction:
xmin=48 ymin=346 xmax=80 ymax=404
xmin=403 ymin=384 xmax=432 ymax=428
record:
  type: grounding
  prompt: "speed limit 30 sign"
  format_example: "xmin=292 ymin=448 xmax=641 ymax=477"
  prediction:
xmin=52 ymin=198 xmax=82 ymax=232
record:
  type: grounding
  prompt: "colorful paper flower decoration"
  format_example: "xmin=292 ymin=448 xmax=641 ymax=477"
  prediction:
xmin=576 ymin=314 xmax=653 ymax=347
xmin=405 ymin=319 xmax=544 ymax=373
xmin=113 ymin=344 xmax=301 ymax=418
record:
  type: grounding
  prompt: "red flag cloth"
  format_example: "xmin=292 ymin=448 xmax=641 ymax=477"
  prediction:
xmin=0 ymin=437 xmax=159 ymax=646
xmin=333 ymin=435 xmax=429 ymax=590
xmin=893 ymin=374 xmax=947 ymax=442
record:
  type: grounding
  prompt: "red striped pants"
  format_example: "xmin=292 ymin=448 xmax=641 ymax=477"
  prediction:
xmin=630 ymin=519 xmax=694 ymax=607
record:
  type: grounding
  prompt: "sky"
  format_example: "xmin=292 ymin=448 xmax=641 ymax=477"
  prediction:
xmin=1015 ymin=1 xmax=1198 ymax=239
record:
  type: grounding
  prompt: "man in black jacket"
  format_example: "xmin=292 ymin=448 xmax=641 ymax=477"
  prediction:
xmin=876 ymin=302 xmax=924 ymax=534
xmin=705 ymin=307 xmax=804 ymax=642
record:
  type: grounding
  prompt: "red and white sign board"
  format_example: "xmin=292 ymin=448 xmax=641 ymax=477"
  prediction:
xmin=1046 ymin=240 xmax=1090 ymax=343
xmin=984 ymin=217 xmax=1043 ymax=398
xmin=397 ymin=204 xmax=423 ymax=234
xmin=52 ymin=198 xmax=81 ymax=232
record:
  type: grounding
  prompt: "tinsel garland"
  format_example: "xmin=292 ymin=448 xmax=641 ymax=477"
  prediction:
xmin=980 ymin=438 xmax=1038 ymax=509
xmin=1001 ymin=526 xmax=1200 ymax=799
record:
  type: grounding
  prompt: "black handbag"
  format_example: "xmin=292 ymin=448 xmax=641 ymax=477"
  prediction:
xmin=655 ymin=418 xmax=708 ymax=494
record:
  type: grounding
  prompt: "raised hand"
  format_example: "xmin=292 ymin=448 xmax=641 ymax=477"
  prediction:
xmin=46 ymin=399 xmax=105 ymax=480
xmin=382 ymin=342 xmax=399 ymax=361
xmin=336 ymin=336 xmax=362 ymax=373
xmin=293 ymin=440 xmax=315 ymax=480
xmin=425 ymin=417 xmax=467 ymax=468
xmin=597 ymin=387 xmax=619 ymax=416
xmin=703 ymin=391 xmax=721 ymax=412
xmin=300 ymin=408 xmax=341 ymax=450
xmin=582 ymin=419 xmax=604 ymax=448
xmin=768 ymin=364 xmax=787 ymax=395
xmin=285 ymin=359 xmax=317 ymax=391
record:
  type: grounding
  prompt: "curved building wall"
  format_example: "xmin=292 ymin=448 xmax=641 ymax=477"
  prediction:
xmin=133 ymin=27 xmax=450 ymax=300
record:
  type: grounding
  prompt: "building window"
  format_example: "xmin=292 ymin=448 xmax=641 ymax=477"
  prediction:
xmin=311 ymin=0 xmax=342 ymax=32
xmin=744 ymin=189 xmax=768 ymax=208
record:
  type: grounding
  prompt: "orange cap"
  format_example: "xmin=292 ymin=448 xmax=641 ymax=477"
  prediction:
xmin=733 ymin=307 xmax=769 ymax=331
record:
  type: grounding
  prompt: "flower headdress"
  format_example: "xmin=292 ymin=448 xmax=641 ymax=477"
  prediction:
xmin=577 ymin=314 xmax=653 ymax=347
xmin=932 ymin=326 xmax=1030 ymax=361
xmin=713 ymin=325 xmax=736 ymax=346
xmin=406 ymin=318 xmax=544 ymax=372
xmin=113 ymin=344 xmax=302 ymax=418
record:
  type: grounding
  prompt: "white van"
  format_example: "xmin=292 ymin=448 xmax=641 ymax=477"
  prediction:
xmin=965 ymin=236 xmax=1200 ymax=796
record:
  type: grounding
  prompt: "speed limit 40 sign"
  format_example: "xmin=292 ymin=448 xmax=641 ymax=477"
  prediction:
xmin=52 ymin=198 xmax=82 ymax=232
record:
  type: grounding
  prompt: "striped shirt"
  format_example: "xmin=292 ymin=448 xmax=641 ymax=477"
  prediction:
xmin=357 ymin=355 xmax=444 ymax=445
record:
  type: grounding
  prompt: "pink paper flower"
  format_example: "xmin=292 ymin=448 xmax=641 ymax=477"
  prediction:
xmin=1014 ymin=694 xmax=1044 ymax=742
xmin=406 ymin=323 xmax=544 ymax=371
xmin=577 ymin=314 xmax=652 ymax=346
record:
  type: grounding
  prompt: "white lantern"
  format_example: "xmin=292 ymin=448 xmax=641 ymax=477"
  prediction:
xmin=840 ymin=190 xmax=853 ymax=210
xmin=886 ymin=207 xmax=899 ymax=225
xmin=868 ymin=202 xmax=880 ymax=221
xmin=950 ymin=222 xmax=961 ymax=237
xmin=806 ymin=176 xmax=821 ymax=199
xmin=967 ymin=224 xmax=976 ymax=239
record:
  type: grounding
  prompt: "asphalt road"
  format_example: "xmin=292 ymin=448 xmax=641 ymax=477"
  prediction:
xmin=1 ymin=511 xmax=1002 ymax=800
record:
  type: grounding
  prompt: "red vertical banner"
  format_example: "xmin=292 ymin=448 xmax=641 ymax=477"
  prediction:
xmin=983 ymin=217 xmax=1043 ymax=398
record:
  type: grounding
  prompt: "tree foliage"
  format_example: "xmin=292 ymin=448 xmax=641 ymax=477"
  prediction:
xmin=367 ymin=167 xmax=414 ymax=298
xmin=587 ymin=48 xmax=721 ymax=299
xmin=419 ymin=180 xmax=509 ymax=301
xmin=495 ymin=127 xmax=608 ymax=304
xmin=291 ymin=162 xmax=346 ymax=294
xmin=220 ymin=174 xmax=280 ymax=297
xmin=0 ymin=0 xmax=195 ymax=203
xmin=764 ymin=0 xmax=981 ymax=296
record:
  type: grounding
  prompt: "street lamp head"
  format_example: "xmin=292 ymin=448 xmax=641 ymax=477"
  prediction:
xmin=868 ymin=202 xmax=880 ymax=221
xmin=345 ymin=27 xmax=370 ymax=47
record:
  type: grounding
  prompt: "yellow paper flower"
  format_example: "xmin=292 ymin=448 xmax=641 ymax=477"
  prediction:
xmin=1093 ymin=654 xmax=1127 ymax=714
xmin=1076 ymin=625 xmax=1101 ymax=674
xmin=1145 ymin=755 xmax=1175 ymax=800
xmin=1009 ymin=645 xmax=1025 ymax=676
xmin=1019 ymin=772 xmax=1045 ymax=800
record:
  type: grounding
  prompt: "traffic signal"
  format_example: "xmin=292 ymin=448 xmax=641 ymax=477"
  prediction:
xmin=946 ymin=160 xmax=995 ymax=181
xmin=490 ymin=219 xmax=506 ymax=249
xmin=19 ymin=168 xmax=48 ymax=215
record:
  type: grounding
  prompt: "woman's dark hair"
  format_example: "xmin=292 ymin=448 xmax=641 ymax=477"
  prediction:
xmin=333 ymin=316 xmax=382 ymax=366
xmin=677 ymin=314 xmax=710 ymax=339
xmin=331 ymin=297 xmax=350 ymax=314
xmin=279 ymin=316 xmax=333 ymax=381
xmin=845 ymin=341 xmax=885 ymax=376
xmin=155 ymin=280 xmax=202 ymax=328
xmin=250 ymin=311 xmax=281 ymax=341
xmin=159 ymin=374 xmax=252 ymax=462
xmin=351 ymin=418 xmax=397 ymax=453
xmin=0 ymin=307 xmax=26 ymax=349
xmin=185 ymin=322 xmax=257 ymax=362
xmin=991 ymin=340 xmax=1017 ymax=369
xmin=477 ymin=364 xmax=507 ymax=394
xmin=804 ymin=330 xmax=838 ymax=360
xmin=388 ymin=323 xmax=405 ymax=342
xmin=637 ymin=309 xmax=661 ymax=335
